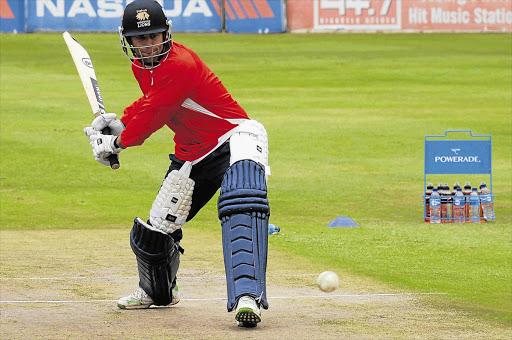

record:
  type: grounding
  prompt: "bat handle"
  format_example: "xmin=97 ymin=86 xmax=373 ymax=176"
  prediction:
xmin=101 ymin=126 xmax=120 ymax=170
xmin=108 ymin=154 xmax=120 ymax=170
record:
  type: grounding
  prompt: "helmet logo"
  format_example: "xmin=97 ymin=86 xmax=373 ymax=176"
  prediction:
xmin=136 ymin=9 xmax=151 ymax=28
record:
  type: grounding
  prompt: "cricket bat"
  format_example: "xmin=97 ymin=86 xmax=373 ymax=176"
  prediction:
xmin=62 ymin=31 xmax=120 ymax=170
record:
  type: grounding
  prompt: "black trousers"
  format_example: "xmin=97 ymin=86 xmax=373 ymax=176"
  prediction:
xmin=166 ymin=142 xmax=231 ymax=223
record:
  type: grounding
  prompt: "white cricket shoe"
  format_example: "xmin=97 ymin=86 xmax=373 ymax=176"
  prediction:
xmin=117 ymin=285 xmax=180 ymax=309
xmin=235 ymin=295 xmax=261 ymax=327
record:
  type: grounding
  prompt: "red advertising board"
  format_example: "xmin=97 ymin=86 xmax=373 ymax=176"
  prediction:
xmin=314 ymin=0 xmax=401 ymax=30
xmin=287 ymin=0 xmax=512 ymax=32
xmin=403 ymin=0 xmax=512 ymax=32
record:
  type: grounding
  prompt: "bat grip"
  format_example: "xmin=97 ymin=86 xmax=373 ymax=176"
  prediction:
xmin=101 ymin=126 xmax=120 ymax=170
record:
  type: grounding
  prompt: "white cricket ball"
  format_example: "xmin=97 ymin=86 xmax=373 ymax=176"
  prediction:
xmin=317 ymin=271 xmax=339 ymax=293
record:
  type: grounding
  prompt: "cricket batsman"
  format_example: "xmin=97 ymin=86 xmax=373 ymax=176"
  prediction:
xmin=84 ymin=0 xmax=271 ymax=328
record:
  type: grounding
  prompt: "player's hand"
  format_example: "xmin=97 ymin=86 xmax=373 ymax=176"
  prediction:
xmin=84 ymin=113 xmax=125 ymax=137
xmin=89 ymin=134 xmax=122 ymax=166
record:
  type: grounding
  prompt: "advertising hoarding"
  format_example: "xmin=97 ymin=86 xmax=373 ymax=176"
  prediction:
xmin=224 ymin=0 xmax=285 ymax=33
xmin=2 ymin=0 xmax=510 ymax=33
xmin=1 ymin=0 xmax=285 ymax=33
xmin=27 ymin=0 xmax=221 ymax=32
xmin=424 ymin=140 xmax=492 ymax=175
xmin=287 ymin=0 xmax=512 ymax=32
xmin=0 ymin=0 xmax=25 ymax=33
xmin=314 ymin=0 xmax=401 ymax=31
xmin=403 ymin=0 xmax=512 ymax=32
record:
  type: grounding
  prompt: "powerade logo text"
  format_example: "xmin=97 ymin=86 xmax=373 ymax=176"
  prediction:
xmin=434 ymin=156 xmax=481 ymax=163
xmin=434 ymin=147 xmax=481 ymax=163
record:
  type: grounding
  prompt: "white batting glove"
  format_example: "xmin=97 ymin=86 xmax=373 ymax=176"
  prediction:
xmin=89 ymin=134 xmax=123 ymax=165
xmin=84 ymin=126 xmax=100 ymax=138
xmin=93 ymin=156 xmax=111 ymax=167
xmin=84 ymin=113 xmax=125 ymax=137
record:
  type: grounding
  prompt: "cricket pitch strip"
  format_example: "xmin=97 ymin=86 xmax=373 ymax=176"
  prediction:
xmin=1 ymin=229 xmax=510 ymax=340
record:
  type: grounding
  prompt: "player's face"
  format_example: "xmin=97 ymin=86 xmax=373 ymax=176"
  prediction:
xmin=131 ymin=33 xmax=164 ymax=67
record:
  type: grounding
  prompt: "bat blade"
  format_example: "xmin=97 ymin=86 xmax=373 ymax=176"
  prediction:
xmin=63 ymin=31 xmax=120 ymax=170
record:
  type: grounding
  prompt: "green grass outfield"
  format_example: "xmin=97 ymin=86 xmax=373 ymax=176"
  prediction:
xmin=1 ymin=33 xmax=511 ymax=324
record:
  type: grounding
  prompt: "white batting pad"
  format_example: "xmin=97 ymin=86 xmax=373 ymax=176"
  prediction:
xmin=229 ymin=120 xmax=270 ymax=177
xmin=150 ymin=161 xmax=194 ymax=234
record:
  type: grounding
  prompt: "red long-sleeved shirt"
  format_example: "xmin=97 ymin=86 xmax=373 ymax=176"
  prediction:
xmin=119 ymin=42 xmax=249 ymax=161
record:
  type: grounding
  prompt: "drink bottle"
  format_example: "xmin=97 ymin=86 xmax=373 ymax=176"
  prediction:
xmin=440 ymin=184 xmax=447 ymax=223
xmin=463 ymin=182 xmax=472 ymax=222
xmin=444 ymin=183 xmax=452 ymax=223
xmin=268 ymin=223 xmax=281 ymax=235
xmin=469 ymin=188 xmax=480 ymax=223
xmin=429 ymin=188 xmax=441 ymax=224
xmin=479 ymin=183 xmax=495 ymax=222
xmin=452 ymin=182 xmax=461 ymax=195
xmin=424 ymin=183 xmax=434 ymax=222
xmin=452 ymin=187 xmax=465 ymax=223
xmin=478 ymin=183 xmax=484 ymax=222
